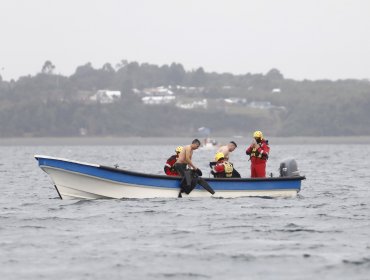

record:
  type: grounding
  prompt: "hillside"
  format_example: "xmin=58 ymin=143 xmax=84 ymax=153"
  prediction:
xmin=0 ymin=61 xmax=369 ymax=137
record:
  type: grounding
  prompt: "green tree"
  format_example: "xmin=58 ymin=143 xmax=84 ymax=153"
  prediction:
xmin=41 ymin=60 xmax=55 ymax=74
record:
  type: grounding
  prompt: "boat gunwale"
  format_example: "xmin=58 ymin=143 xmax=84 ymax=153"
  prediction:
xmin=99 ymin=165 xmax=306 ymax=182
xmin=35 ymin=155 xmax=305 ymax=183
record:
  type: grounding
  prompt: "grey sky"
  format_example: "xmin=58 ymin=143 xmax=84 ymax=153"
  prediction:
xmin=1 ymin=0 xmax=370 ymax=80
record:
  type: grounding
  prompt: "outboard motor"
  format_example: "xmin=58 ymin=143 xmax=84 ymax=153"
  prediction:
xmin=279 ymin=158 xmax=300 ymax=177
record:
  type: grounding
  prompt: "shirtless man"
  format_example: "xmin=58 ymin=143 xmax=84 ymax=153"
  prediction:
xmin=212 ymin=141 xmax=240 ymax=178
xmin=174 ymin=139 xmax=201 ymax=176
xmin=215 ymin=141 xmax=237 ymax=161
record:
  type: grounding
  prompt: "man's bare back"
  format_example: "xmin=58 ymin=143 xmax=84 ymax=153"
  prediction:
xmin=175 ymin=140 xmax=200 ymax=170
xmin=217 ymin=145 xmax=230 ymax=160
xmin=216 ymin=142 xmax=237 ymax=161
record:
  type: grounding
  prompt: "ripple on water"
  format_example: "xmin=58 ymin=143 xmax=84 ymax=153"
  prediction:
xmin=1 ymin=144 xmax=370 ymax=280
xmin=342 ymin=257 xmax=370 ymax=266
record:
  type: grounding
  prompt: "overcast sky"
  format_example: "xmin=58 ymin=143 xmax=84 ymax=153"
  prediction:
xmin=1 ymin=0 xmax=370 ymax=81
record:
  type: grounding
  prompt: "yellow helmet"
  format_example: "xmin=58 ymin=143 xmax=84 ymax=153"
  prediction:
xmin=175 ymin=146 xmax=183 ymax=153
xmin=253 ymin=130 xmax=263 ymax=139
xmin=215 ymin=152 xmax=225 ymax=161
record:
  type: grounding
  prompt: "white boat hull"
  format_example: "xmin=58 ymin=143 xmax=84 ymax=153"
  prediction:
xmin=43 ymin=166 xmax=299 ymax=200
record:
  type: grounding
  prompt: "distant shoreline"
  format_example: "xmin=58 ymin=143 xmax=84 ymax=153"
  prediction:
xmin=1 ymin=136 xmax=370 ymax=146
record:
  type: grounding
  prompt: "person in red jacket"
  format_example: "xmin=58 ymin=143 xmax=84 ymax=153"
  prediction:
xmin=164 ymin=146 xmax=183 ymax=176
xmin=212 ymin=152 xmax=235 ymax=178
xmin=246 ymin=131 xmax=270 ymax=178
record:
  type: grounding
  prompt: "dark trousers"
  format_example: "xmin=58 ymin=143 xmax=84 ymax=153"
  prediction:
xmin=174 ymin=163 xmax=187 ymax=177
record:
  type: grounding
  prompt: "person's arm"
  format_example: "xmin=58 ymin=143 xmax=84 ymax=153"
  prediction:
xmin=257 ymin=143 xmax=270 ymax=159
xmin=246 ymin=139 xmax=258 ymax=155
xmin=246 ymin=144 xmax=253 ymax=155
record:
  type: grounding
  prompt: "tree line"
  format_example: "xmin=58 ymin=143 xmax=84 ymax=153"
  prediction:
xmin=0 ymin=60 xmax=369 ymax=137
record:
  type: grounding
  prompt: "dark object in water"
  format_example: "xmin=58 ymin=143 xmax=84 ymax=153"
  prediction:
xmin=178 ymin=169 xmax=214 ymax=197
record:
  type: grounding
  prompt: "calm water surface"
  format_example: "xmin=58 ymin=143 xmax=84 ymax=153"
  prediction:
xmin=1 ymin=142 xmax=370 ymax=279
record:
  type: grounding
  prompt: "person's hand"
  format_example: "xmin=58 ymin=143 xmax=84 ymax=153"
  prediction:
xmin=195 ymin=168 xmax=203 ymax=176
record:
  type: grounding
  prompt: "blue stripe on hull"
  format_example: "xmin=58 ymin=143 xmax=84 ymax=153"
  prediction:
xmin=36 ymin=157 xmax=303 ymax=191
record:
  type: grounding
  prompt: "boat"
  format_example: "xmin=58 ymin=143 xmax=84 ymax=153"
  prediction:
xmin=200 ymin=137 xmax=218 ymax=150
xmin=34 ymin=155 xmax=305 ymax=200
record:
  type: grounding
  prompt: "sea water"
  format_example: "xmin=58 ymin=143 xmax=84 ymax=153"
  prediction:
xmin=0 ymin=141 xmax=369 ymax=279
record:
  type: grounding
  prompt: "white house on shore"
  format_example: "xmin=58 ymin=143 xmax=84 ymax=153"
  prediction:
xmin=176 ymin=99 xmax=208 ymax=110
xmin=248 ymin=101 xmax=286 ymax=111
xmin=90 ymin=90 xmax=121 ymax=103
xmin=271 ymin=88 xmax=282 ymax=94
xmin=142 ymin=86 xmax=174 ymax=96
xmin=224 ymin=98 xmax=247 ymax=104
xmin=142 ymin=95 xmax=176 ymax=105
